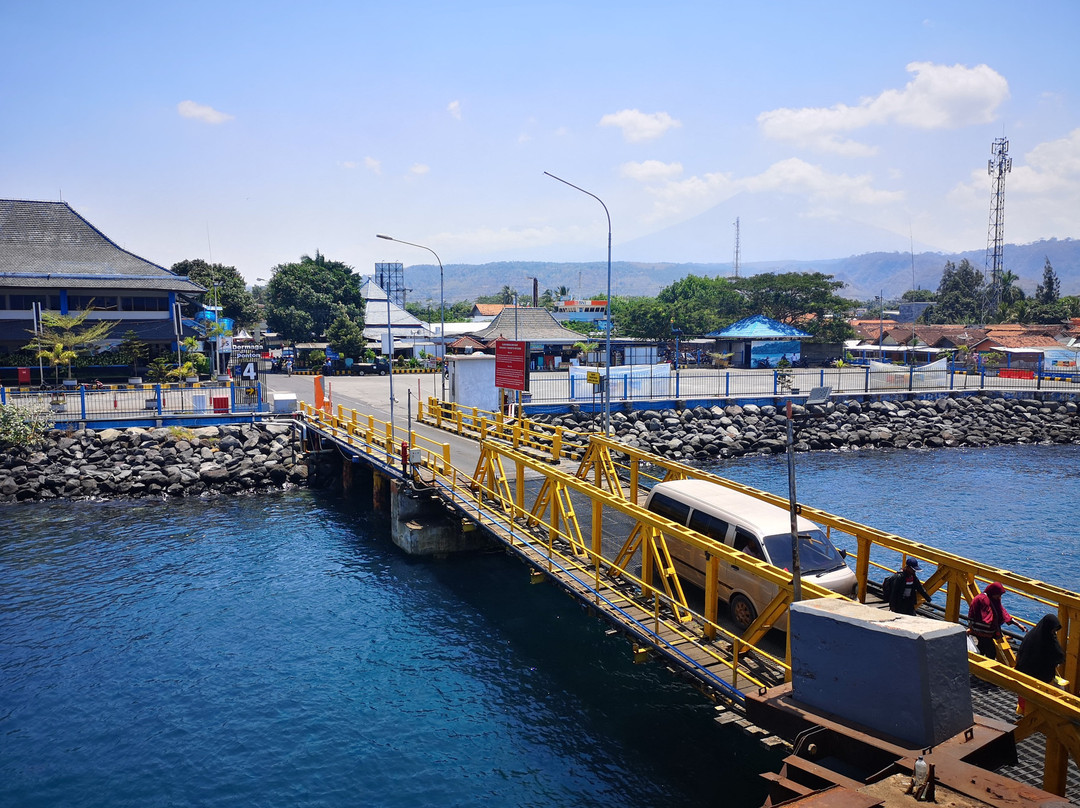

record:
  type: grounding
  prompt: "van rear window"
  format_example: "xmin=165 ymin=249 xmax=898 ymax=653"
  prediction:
xmin=647 ymin=491 xmax=690 ymax=526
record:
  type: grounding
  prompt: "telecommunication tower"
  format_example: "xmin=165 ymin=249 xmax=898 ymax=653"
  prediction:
xmin=374 ymin=262 xmax=406 ymax=309
xmin=984 ymin=137 xmax=1012 ymax=315
xmin=732 ymin=217 xmax=741 ymax=278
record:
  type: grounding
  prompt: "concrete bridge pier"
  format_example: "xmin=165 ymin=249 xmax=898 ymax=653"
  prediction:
xmin=390 ymin=479 xmax=495 ymax=557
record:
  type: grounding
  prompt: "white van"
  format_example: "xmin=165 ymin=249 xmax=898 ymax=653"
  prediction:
xmin=643 ymin=479 xmax=856 ymax=631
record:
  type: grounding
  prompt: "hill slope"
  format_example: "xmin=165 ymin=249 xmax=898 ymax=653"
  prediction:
xmin=389 ymin=238 xmax=1079 ymax=306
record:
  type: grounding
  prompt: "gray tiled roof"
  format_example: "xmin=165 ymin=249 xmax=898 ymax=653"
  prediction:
xmin=472 ymin=307 xmax=585 ymax=343
xmin=0 ymin=199 xmax=204 ymax=293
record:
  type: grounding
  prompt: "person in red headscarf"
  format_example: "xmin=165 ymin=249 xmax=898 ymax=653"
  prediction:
xmin=968 ymin=582 xmax=1024 ymax=659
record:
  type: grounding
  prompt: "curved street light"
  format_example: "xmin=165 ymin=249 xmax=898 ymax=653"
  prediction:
xmin=377 ymin=234 xmax=445 ymax=401
xmin=544 ymin=172 xmax=612 ymax=437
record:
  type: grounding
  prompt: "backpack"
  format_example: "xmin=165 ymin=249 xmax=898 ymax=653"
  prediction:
xmin=882 ymin=573 xmax=898 ymax=601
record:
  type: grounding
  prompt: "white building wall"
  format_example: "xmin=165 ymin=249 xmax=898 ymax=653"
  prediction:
xmin=447 ymin=354 xmax=498 ymax=411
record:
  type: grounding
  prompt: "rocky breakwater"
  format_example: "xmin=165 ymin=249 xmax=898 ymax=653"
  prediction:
xmin=534 ymin=394 xmax=1080 ymax=464
xmin=0 ymin=422 xmax=310 ymax=503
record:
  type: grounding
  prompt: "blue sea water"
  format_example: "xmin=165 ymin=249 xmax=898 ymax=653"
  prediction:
xmin=1 ymin=444 xmax=1076 ymax=807
xmin=705 ymin=444 xmax=1080 ymax=591
xmin=0 ymin=492 xmax=777 ymax=808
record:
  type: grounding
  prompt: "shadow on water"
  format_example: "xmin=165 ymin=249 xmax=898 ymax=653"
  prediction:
xmin=321 ymin=492 xmax=784 ymax=808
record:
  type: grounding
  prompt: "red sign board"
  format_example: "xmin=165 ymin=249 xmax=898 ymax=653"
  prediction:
xmin=495 ymin=340 xmax=528 ymax=390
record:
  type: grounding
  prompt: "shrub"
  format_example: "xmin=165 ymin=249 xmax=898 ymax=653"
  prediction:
xmin=0 ymin=403 xmax=54 ymax=448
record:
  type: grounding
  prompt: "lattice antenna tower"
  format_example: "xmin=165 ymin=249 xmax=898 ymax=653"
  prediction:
xmin=732 ymin=217 xmax=741 ymax=278
xmin=984 ymin=137 xmax=1012 ymax=317
xmin=374 ymin=262 xmax=406 ymax=309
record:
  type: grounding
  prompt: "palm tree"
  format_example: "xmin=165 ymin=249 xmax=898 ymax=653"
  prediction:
xmin=37 ymin=342 xmax=77 ymax=385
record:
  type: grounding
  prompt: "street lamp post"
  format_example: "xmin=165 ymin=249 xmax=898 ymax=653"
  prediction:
xmin=377 ymin=234 xmax=445 ymax=402
xmin=544 ymin=172 xmax=612 ymax=437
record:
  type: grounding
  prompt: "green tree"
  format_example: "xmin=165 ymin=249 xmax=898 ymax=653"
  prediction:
xmin=925 ymin=259 xmax=984 ymax=324
xmin=172 ymin=259 xmax=259 ymax=328
xmin=24 ymin=308 xmax=116 ymax=381
xmin=1035 ymin=257 xmax=1060 ymax=305
xmin=902 ymin=289 xmax=937 ymax=302
xmin=732 ymin=272 xmax=853 ymax=327
xmin=116 ymin=330 xmax=149 ymax=377
xmin=326 ymin=304 xmax=366 ymax=359
xmin=612 ymin=296 xmax=674 ymax=340
xmin=264 ymin=251 xmax=365 ymax=343
xmin=657 ymin=274 xmax=746 ymax=336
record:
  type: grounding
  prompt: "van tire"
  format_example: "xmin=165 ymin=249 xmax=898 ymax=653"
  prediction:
xmin=729 ymin=594 xmax=757 ymax=630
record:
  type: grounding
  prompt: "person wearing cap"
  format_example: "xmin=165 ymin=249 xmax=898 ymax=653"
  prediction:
xmin=889 ymin=557 xmax=930 ymax=615
xmin=968 ymin=581 xmax=1024 ymax=659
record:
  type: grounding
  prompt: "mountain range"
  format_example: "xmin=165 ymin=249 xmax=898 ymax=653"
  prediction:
xmin=394 ymin=237 xmax=1079 ymax=307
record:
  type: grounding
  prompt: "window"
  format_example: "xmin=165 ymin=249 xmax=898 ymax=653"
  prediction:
xmin=762 ymin=529 xmax=846 ymax=574
xmin=688 ymin=510 xmax=731 ymax=544
xmin=10 ymin=294 xmax=60 ymax=310
xmin=646 ymin=491 xmax=690 ymax=526
xmin=68 ymin=295 xmax=118 ymax=311
xmin=122 ymin=296 xmax=170 ymax=312
xmin=733 ymin=528 xmax=765 ymax=561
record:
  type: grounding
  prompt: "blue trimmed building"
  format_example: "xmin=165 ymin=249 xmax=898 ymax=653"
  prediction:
xmin=0 ymin=199 xmax=205 ymax=357
xmin=707 ymin=314 xmax=813 ymax=368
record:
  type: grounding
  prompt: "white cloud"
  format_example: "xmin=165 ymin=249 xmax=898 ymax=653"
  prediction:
xmin=447 ymin=100 xmax=462 ymax=120
xmin=340 ymin=161 xmax=359 ymax=169
xmin=365 ymin=156 xmax=381 ymax=174
xmin=599 ymin=109 xmax=681 ymax=142
xmin=949 ymin=128 xmax=1080 ymax=243
xmin=758 ymin=62 xmax=1009 ymax=154
xmin=177 ymin=100 xmax=234 ymax=124
xmin=631 ymin=158 xmax=902 ymax=224
xmin=620 ymin=160 xmax=683 ymax=182
xmin=438 ymin=225 xmax=564 ymax=253
xmin=410 ymin=163 xmax=430 ymax=175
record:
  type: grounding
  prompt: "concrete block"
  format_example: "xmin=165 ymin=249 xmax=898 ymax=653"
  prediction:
xmin=270 ymin=392 xmax=297 ymax=413
xmin=789 ymin=599 xmax=972 ymax=749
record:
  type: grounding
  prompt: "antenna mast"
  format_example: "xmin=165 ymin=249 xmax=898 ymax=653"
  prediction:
xmin=732 ymin=217 xmax=741 ymax=278
xmin=984 ymin=137 xmax=1012 ymax=317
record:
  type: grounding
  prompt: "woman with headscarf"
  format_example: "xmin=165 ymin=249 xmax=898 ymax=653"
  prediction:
xmin=968 ymin=582 xmax=1024 ymax=659
xmin=1014 ymin=614 xmax=1065 ymax=715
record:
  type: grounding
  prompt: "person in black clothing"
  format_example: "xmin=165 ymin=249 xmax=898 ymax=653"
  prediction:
xmin=1015 ymin=614 xmax=1065 ymax=682
xmin=1014 ymin=614 xmax=1065 ymax=715
xmin=889 ymin=558 xmax=931 ymax=615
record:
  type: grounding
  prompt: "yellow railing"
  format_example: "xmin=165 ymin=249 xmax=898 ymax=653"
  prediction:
xmin=430 ymin=438 xmax=793 ymax=698
xmin=418 ymin=397 xmax=585 ymax=463
xmin=574 ymin=434 xmax=1080 ymax=796
xmin=298 ymin=403 xmax=1080 ymax=796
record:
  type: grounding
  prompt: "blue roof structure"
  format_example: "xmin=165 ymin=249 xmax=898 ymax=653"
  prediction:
xmin=708 ymin=314 xmax=812 ymax=340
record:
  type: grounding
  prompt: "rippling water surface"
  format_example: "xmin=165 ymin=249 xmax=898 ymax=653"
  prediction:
xmin=3 ymin=444 xmax=1076 ymax=807
xmin=706 ymin=444 xmax=1080 ymax=590
xmin=1 ymin=491 xmax=779 ymax=808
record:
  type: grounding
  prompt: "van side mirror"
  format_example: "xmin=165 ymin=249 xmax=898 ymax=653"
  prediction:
xmin=839 ymin=549 xmax=848 ymax=559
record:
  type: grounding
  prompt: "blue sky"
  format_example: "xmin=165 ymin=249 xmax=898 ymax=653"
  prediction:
xmin=2 ymin=1 xmax=1078 ymax=284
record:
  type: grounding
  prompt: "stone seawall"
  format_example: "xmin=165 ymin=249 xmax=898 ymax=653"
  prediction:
xmin=0 ymin=422 xmax=311 ymax=504
xmin=535 ymin=394 xmax=1080 ymax=463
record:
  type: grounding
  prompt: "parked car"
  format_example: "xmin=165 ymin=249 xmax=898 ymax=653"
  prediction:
xmin=355 ymin=358 xmax=390 ymax=376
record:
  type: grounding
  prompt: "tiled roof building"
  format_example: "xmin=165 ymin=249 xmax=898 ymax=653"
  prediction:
xmin=0 ymin=199 xmax=204 ymax=352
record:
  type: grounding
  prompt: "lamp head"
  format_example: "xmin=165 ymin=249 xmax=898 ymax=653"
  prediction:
xmin=376 ymin=234 xmax=393 ymax=241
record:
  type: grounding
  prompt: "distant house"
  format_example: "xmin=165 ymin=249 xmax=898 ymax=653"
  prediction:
xmin=470 ymin=303 xmax=516 ymax=321
xmin=360 ymin=277 xmax=433 ymax=356
xmin=472 ymin=307 xmax=587 ymax=370
xmin=0 ymin=198 xmax=204 ymax=358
